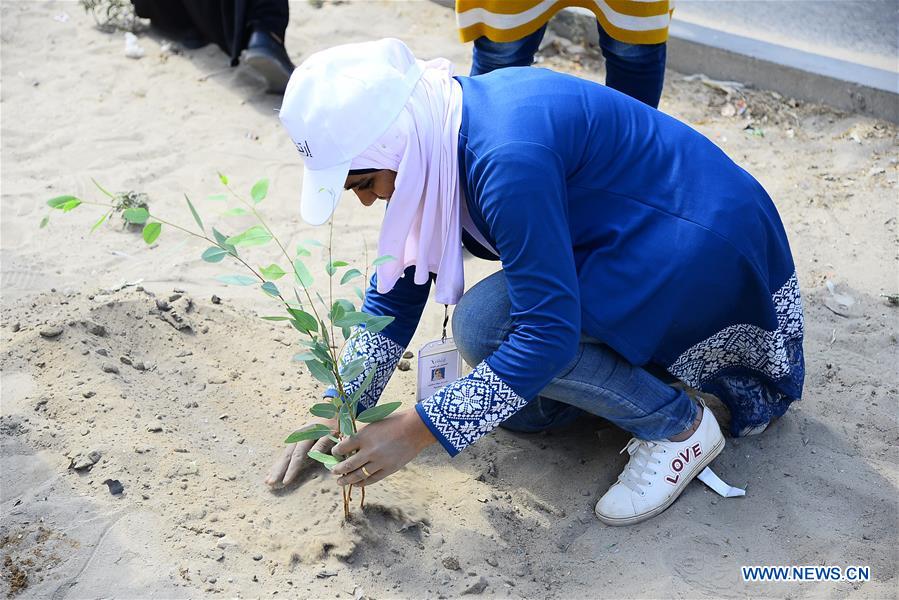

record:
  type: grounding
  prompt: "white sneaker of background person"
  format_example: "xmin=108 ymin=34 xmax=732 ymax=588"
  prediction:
xmin=595 ymin=400 xmax=724 ymax=525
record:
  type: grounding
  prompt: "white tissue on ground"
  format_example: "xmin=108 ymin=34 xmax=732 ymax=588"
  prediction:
xmin=698 ymin=466 xmax=746 ymax=498
xmin=124 ymin=32 xmax=145 ymax=59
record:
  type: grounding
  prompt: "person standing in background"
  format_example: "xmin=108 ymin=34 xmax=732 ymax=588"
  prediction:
xmin=456 ymin=0 xmax=672 ymax=108
xmin=131 ymin=0 xmax=295 ymax=93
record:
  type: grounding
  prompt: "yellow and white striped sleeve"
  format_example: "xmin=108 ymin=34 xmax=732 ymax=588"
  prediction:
xmin=456 ymin=0 xmax=674 ymax=46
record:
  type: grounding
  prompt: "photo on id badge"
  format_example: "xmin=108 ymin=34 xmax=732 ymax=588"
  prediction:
xmin=416 ymin=338 xmax=462 ymax=402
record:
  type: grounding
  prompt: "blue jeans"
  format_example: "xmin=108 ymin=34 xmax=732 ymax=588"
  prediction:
xmin=452 ymin=271 xmax=696 ymax=439
xmin=470 ymin=23 xmax=667 ymax=108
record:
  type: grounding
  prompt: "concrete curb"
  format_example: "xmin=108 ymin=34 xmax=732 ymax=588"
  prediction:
xmin=549 ymin=8 xmax=898 ymax=122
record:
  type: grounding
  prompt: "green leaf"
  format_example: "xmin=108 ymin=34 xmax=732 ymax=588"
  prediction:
xmin=292 ymin=352 xmax=316 ymax=361
xmin=350 ymin=369 xmax=376 ymax=407
xmin=364 ymin=315 xmax=394 ymax=334
xmin=334 ymin=311 xmax=369 ymax=328
xmin=335 ymin=298 xmax=355 ymax=313
xmin=307 ymin=360 xmax=337 ymax=386
xmin=142 ymin=222 xmax=162 ymax=244
xmin=123 ymin=207 xmax=149 ymax=224
xmin=207 ymin=193 xmax=228 ymax=202
xmin=329 ymin=301 xmax=346 ymax=324
xmin=259 ymin=264 xmax=286 ymax=280
xmin=216 ymin=274 xmax=256 ymax=286
xmin=340 ymin=269 xmax=363 ymax=285
xmin=354 ymin=286 xmax=365 ymax=302
xmin=287 ymin=308 xmax=317 ymax=333
xmin=356 ymin=401 xmax=402 ymax=423
xmin=315 ymin=291 xmax=327 ymax=311
xmin=303 ymin=238 xmax=324 ymax=248
xmin=261 ymin=316 xmax=290 ymax=321
xmin=295 ymin=245 xmax=311 ymax=257
xmin=293 ymin=259 xmax=313 ymax=287
xmin=211 ymin=227 xmax=237 ymax=254
xmin=261 ymin=281 xmax=280 ymax=297
xmin=372 ymin=255 xmax=396 ymax=267
xmin=290 ymin=319 xmax=314 ymax=335
xmin=284 ymin=423 xmax=331 ymax=444
xmin=202 ymin=246 xmax=229 ymax=263
xmin=338 ymin=405 xmax=354 ymax=436
xmin=39 ymin=215 xmax=49 ymax=228
xmin=218 ymin=172 xmax=229 ymax=185
xmin=340 ymin=357 xmax=366 ymax=381
xmin=226 ymin=225 xmax=272 ymax=247
xmin=309 ymin=341 xmax=333 ymax=364
xmin=319 ymin=319 xmax=330 ymax=347
xmin=325 ymin=260 xmax=349 ymax=277
xmin=90 ymin=211 xmax=109 ymax=233
xmin=221 ymin=207 xmax=249 ymax=217
xmin=251 ymin=178 xmax=269 ymax=204
xmin=91 ymin=178 xmax=114 ymax=198
xmin=309 ymin=403 xmax=337 ymax=419
xmin=47 ymin=195 xmax=79 ymax=209
xmin=185 ymin=194 xmax=204 ymax=232
xmin=61 ymin=199 xmax=81 ymax=212
xmin=307 ymin=450 xmax=339 ymax=469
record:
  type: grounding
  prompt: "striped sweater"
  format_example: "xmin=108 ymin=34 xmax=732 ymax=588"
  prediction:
xmin=456 ymin=0 xmax=673 ymax=45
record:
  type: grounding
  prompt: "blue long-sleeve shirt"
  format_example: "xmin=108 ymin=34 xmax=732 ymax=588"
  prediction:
xmin=333 ymin=67 xmax=803 ymax=452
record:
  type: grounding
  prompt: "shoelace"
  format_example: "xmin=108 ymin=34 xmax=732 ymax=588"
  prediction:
xmin=617 ymin=438 xmax=666 ymax=495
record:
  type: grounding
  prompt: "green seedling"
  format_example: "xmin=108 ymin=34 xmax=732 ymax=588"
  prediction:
xmin=43 ymin=175 xmax=398 ymax=519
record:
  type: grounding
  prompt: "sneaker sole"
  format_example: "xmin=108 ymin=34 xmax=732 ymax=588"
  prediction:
xmin=595 ymin=436 xmax=725 ymax=526
xmin=242 ymin=50 xmax=291 ymax=94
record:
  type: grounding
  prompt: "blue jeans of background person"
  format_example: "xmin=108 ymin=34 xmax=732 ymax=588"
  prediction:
xmin=452 ymin=271 xmax=696 ymax=439
xmin=470 ymin=23 xmax=667 ymax=108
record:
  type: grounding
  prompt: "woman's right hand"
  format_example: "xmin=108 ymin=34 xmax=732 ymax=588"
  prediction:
xmin=264 ymin=417 xmax=338 ymax=487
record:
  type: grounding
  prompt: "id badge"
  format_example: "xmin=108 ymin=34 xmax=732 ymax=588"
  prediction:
xmin=416 ymin=338 xmax=462 ymax=402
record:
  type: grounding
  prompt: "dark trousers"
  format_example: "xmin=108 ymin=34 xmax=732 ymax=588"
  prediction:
xmin=132 ymin=0 xmax=289 ymax=65
xmin=470 ymin=23 xmax=667 ymax=108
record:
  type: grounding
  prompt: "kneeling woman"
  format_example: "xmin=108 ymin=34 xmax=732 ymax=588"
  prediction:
xmin=265 ymin=39 xmax=804 ymax=525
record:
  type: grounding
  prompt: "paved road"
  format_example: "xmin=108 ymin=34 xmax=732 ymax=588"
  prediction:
xmin=675 ymin=0 xmax=898 ymax=71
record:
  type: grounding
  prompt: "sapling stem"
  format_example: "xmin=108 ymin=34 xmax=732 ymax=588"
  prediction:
xmin=46 ymin=178 xmax=400 ymax=521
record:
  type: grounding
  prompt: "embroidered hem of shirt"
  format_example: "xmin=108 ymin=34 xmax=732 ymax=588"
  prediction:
xmin=668 ymin=272 xmax=804 ymax=387
xmin=417 ymin=362 xmax=527 ymax=456
xmin=331 ymin=328 xmax=404 ymax=411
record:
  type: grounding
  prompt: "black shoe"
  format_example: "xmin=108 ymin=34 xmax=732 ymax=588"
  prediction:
xmin=178 ymin=26 xmax=209 ymax=50
xmin=242 ymin=30 xmax=296 ymax=94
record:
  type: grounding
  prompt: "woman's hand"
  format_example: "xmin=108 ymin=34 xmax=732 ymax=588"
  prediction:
xmin=264 ymin=416 xmax=337 ymax=487
xmin=331 ymin=409 xmax=436 ymax=487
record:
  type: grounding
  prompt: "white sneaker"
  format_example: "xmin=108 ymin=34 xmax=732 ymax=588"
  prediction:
xmin=595 ymin=402 xmax=724 ymax=526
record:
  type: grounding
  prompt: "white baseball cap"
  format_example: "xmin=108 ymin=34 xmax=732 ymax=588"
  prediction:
xmin=278 ymin=38 xmax=424 ymax=225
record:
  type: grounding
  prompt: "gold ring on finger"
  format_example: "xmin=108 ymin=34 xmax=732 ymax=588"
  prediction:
xmin=361 ymin=466 xmax=372 ymax=478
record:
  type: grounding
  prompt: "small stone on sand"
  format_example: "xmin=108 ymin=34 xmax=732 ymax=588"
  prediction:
xmin=40 ymin=326 xmax=64 ymax=339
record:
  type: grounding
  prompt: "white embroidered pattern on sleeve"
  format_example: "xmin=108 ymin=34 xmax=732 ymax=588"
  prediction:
xmin=339 ymin=328 xmax=404 ymax=410
xmin=668 ymin=272 xmax=804 ymax=386
xmin=419 ymin=362 xmax=528 ymax=453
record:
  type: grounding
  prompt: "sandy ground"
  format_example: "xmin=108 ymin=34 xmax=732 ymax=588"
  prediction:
xmin=1 ymin=1 xmax=897 ymax=598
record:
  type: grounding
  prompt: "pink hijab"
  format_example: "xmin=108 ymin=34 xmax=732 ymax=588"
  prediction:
xmin=350 ymin=52 xmax=465 ymax=305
